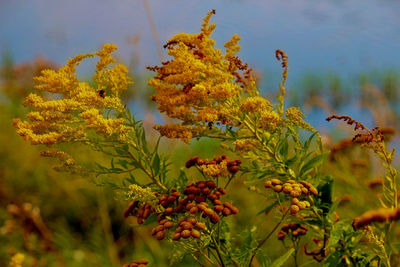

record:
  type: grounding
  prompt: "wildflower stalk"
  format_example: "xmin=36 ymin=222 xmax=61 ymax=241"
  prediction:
xmin=248 ymin=209 xmax=289 ymax=267
xmin=126 ymin=148 xmax=167 ymax=192
xmin=376 ymin=143 xmax=398 ymax=209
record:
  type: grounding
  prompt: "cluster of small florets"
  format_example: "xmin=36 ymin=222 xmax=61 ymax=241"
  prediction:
xmin=186 ymin=155 xmax=241 ymax=177
xmin=264 ymin=179 xmax=318 ymax=215
xmin=123 ymin=259 xmax=149 ymax=267
xmin=13 ymin=44 xmax=133 ymax=146
xmin=171 ymin=217 xmax=205 ymax=241
xmin=352 ymin=206 xmax=400 ymax=230
xmin=124 ymin=181 xmax=238 ymax=241
xmin=150 ymin=181 xmax=238 ymax=241
xmin=123 ymin=201 xmax=155 ymax=225
xmin=179 ymin=180 xmax=238 ymax=218
xmin=277 ymin=223 xmax=308 ymax=240
xmin=148 ymin=10 xmax=244 ymax=143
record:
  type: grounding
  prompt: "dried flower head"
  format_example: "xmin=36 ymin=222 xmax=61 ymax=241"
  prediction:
xmin=124 ymin=180 xmax=238 ymax=242
xmin=186 ymin=155 xmax=241 ymax=177
xmin=123 ymin=259 xmax=149 ymax=267
xmin=352 ymin=206 xmax=400 ymax=230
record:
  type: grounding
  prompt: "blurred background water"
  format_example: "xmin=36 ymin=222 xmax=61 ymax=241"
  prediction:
xmin=2 ymin=0 xmax=400 ymax=131
xmin=2 ymin=0 xmax=400 ymax=77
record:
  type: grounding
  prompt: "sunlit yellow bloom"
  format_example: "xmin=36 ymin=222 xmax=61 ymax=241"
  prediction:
xmin=9 ymin=253 xmax=25 ymax=267
xmin=148 ymin=10 xmax=243 ymax=143
xmin=285 ymin=107 xmax=318 ymax=134
xmin=14 ymin=44 xmax=132 ymax=146
xmin=126 ymin=184 xmax=158 ymax=206
xmin=240 ymin=96 xmax=271 ymax=113
xmin=80 ymin=108 xmax=130 ymax=139
xmin=260 ymin=110 xmax=281 ymax=131
xmin=200 ymin=160 xmax=229 ymax=177
xmin=224 ymin=34 xmax=241 ymax=59
xmin=153 ymin=124 xmax=204 ymax=144
xmin=233 ymin=139 xmax=259 ymax=152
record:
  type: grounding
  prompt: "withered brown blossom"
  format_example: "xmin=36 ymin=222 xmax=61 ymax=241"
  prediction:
xmin=326 ymin=114 xmax=384 ymax=145
xmin=277 ymin=223 xmax=308 ymax=240
xmin=185 ymin=155 xmax=241 ymax=177
xmin=124 ymin=180 xmax=238 ymax=241
xmin=275 ymin=49 xmax=288 ymax=79
xmin=352 ymin=206 xmax=400 ymax=230
xmin=123 ymin=259 xmax=149 ymax=267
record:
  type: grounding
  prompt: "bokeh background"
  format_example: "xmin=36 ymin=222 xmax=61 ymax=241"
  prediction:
xmin=1 ymin=1 xmax=400 ymax=266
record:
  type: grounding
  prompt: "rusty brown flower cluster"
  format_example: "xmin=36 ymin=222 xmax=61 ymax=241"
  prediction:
xmin=326 ymin=114 xmax=384 ymax=145
xmin=171 ymin=217 xmax=205 ymax=241
xmin=326 ymin=115 xmax=368 ymax=131
xmin=123 ymin=201 xmax=156 ymax=225
xmin=264 ymin=179 xmax=317 ymax=215
xmin=277 ymin=223 xmax=308 ymax=240
xmin=124 ymin=180 xmax=238 ymax=241
xmin=151 ymin=181 xmax=238 ymax=240
xmin=123 ymin=259 xmax=149 ymax=267
xmin=185 ymin=155 xmax=241 ymax=175
xmin=352 ymin=206 xmax=400 ymax=230
xmin=275 ymin=50 xmax=288 ymax=69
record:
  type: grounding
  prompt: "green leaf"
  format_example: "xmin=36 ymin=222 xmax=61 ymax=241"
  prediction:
xmin=140 ymin=128 xmax=149 ymax=154
xmin=152 ymin=154 xmax=160 ymax=176
xmin=152 ymin=136 xmax=161 ymax=157
xmin=125 ymin=174 xmax=139 ymax=185
xmin=95 ymin=162 xmax=107 ymax=171
xmin=278 ymin=138 xmax=289 ymax=159
xmin=303 ymin=132 xmax=317 ymax=151
xmin=285 ymin=153 xmax=298 ymax=167
xmin=300 ymin=153 xmax=328 ymax=177
xmin=323 ymin=251 xmax=342 ymax=267
xmin=115 ymin=146 xmax=129 ymax=156
xmin=257 ymin=250 xmax=271 ymax=267
xmin=270 ymin=248 xmax=295 ymax=267
xmin=252 ymin=160 xmax=259 ymax=169
xmin=117 ymin=159 xmax=129 ymax=169
xmin=111 ymin=158 xmax=115 ymax=169
xmin=316 ymin=176 xmax=333 ymax=215
xmin=257 ymin=200 xmax=279 ymax=215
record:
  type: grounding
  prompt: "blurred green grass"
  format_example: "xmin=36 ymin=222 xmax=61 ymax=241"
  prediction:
xmin=1 ymin=52 xmax=400 ymax=266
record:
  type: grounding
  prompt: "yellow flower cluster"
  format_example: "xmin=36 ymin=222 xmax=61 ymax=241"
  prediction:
xmin=260 ymin=110 xmax=282 ymax=131
xmin=200 ymin=160 xmax=230 ymax=177
xmin=13 ymin=44 xmax=133 ymax=146
xmin=285 ymin=107 xmax=318 ymax=134
xmin=9 ymin=253 xmax=25 ymax=267
xmin=148 ymin=10 xmax=243 ymax=143
xmin=126 ymin=184 xmax=158 ymax=206
xmin=153 ymin=124 xmax=204 ymax=144
xmin=240 ymin=96 xmax=271 ymax=113
xmin=233 ymin=139 xmax=259 ymax=152
xmin=239 ymin=95 xmax=282 ymax=131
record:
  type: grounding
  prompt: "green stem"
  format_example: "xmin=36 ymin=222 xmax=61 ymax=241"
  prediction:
xmin=248 ymin=209 xmax=289 ymax=267
xmin=127 ymin=150 xmax=167 ymax=192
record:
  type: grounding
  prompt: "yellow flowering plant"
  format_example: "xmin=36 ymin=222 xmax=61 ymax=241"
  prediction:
xmin=12 ymin=9 xmax=400 ymax=267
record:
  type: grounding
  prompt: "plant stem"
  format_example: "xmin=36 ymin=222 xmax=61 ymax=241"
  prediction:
xmin=212 ymin=237 xmax=226 ymax=267
xmin=127 ymin=150 xmax=167 ymax=192
xmin=248 ymin=209 xmax=289 ymax=267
